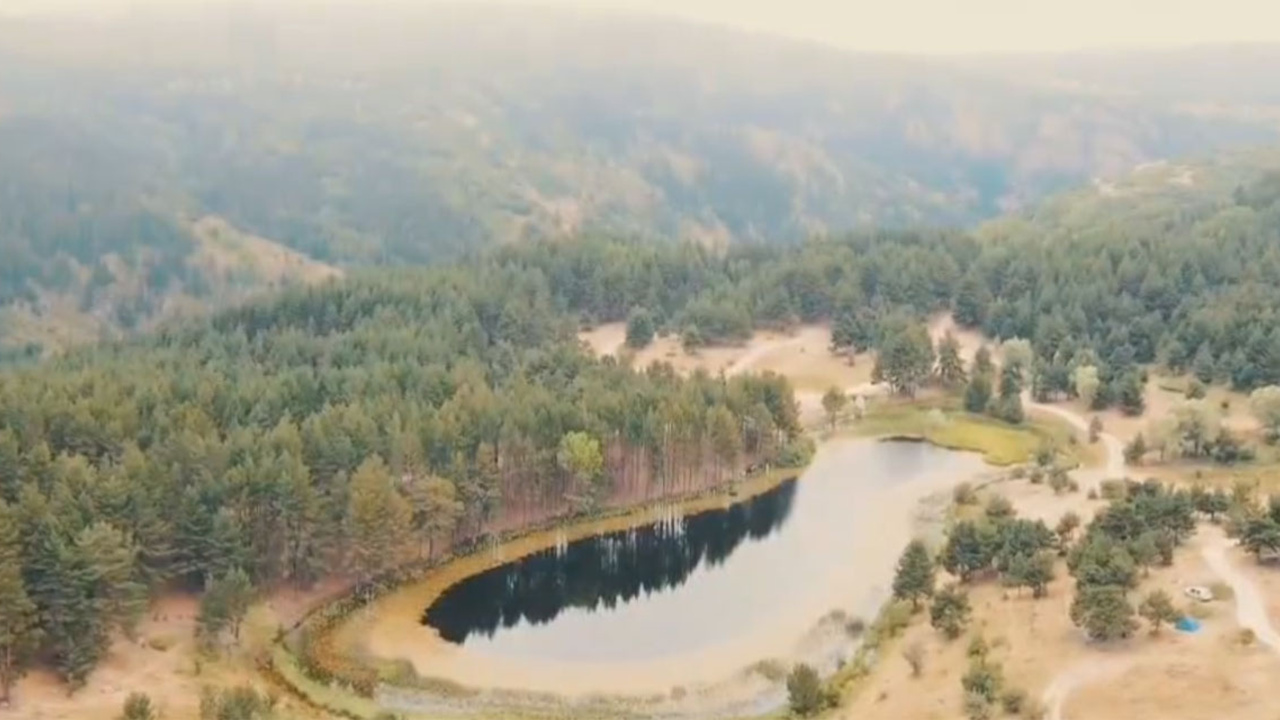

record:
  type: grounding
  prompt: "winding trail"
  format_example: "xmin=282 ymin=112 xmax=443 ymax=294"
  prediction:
xmin=1024 ymin=395 xmax=1125 ymax=480
xmin=1201 ymin=530 xmax=1280 ymax=654
xmin=1031 ymin=399 xmax=1280 ymax=720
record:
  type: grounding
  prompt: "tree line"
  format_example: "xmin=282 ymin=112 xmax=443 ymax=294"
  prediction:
xmin=0 ymin=260 xmax=803 ymax=697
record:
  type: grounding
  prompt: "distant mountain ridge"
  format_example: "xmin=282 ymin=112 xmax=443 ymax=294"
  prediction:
xmin=2 ymin=5 xmax=1280 ymax=353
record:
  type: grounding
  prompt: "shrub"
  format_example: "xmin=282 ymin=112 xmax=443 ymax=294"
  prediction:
xmin=748 ymin=659 xmax=789 ymax=683
xmin=966 ymin=634 xmax=990 ymax=660
xmin=964 ymin=692 xmax=993 ymax=720
xmin=1100 ymin=480 xmax=1128 ymax=500
xmin=845 ymin=617 xmax=867 ymax=637
xmin=786 ymin=664 xmax=826 ymax=716
xmin=1238 ymin=628 xmax=1256 ymax=646
xmin=1087 ymin=488 xmax=1099 ymax=500
xmin=1000 ymin=687 xmax=1028 ymax=715
xmin=954 ymin=482 xmax=978 ymax=505
xmin=930 ymin=584 xmax=972 ymax=639
xmin=1028 ymin=467 xmax=1044 ymax=485
xmin=119 ymin=693 xmax=157 ymax=720
xmin=961 ymin=658 xmax=1003 ymax=703
xmin=879 ymin=600 xmax=915 ymax=639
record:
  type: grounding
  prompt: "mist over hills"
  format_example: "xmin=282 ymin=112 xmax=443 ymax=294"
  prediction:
xmin=2 ymin=3 xmax=1280 ymax=353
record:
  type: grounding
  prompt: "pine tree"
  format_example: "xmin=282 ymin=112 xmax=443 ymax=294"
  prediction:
xmin=0 ymin=501 xmax=39 ymax=703
xmin=347 ymin=457 xmax=411 ymax=584
xmin=964 ymin=373 xmax=993 ymax=414
xmin=820 ymin=387 xmax=847 ymax=430
xmin=936 ymin=332 xmax=967 ymax=388
xmin=892 ymin=539 xmax=936 ymax=609
xmin=408 ymin=476 xmax=463 ymax=560
xmin=625 ymin=306 xmax=655 ymax=349
xmin=1070 ymin=585 xmax=1137 ymax=641
xmin=198 ymin=567 xmax=253 ymax=648
xmin=1137 ymin=589 xmax=1178 ymax=634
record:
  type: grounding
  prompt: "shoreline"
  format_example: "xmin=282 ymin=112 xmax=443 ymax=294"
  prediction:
xmin=276 ymin=404 xmax=1081 ymax=718
xmin=332 ymin=439 xmax=992 ymax=703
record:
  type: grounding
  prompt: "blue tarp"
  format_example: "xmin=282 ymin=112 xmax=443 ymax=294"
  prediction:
xmin=1175 ymin=617 xmax=1201 ymax=633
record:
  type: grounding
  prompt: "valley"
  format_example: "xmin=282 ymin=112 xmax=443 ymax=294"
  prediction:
xmin=2 ymin=6 xmax=1280 ymax=720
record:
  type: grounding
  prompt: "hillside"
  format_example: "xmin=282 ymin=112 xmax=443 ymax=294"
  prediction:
xmin=4 ymin=6 xmax=1280 ymax=353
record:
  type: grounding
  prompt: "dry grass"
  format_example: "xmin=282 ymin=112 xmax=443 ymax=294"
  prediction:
xmin=838 ymin=532 xmax=1280 ymax=720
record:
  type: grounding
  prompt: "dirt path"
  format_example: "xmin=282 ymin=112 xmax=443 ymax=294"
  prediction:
xmin=723 ymin=335 xmax=806 ymax=377
xmin=1029 ymin=399 xmax=1129 ymax=720
xmin=1025 ymin=395 xmax=1124 ymax=480
xmin=1042 ymin=656 xmax=1136 ymax=720
xmin=1201 ymin=530 xmax=1280 ymax=655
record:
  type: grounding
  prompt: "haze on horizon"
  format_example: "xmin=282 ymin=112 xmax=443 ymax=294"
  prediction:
xmin=1 ymin=0 xmax=1279 ymax=55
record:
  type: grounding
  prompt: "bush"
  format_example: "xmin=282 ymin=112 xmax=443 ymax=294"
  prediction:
xmin=1087 ymin=488 xmax=1099 ymax=500
xmin=879 ymin=600 xmax=915 ymax=639
xmin=120 ymin=693 xmax=157 ymax=720
xmin=777 ymin=437 xmax=816 ymax=468
xmin=1000 ymin=687 xmax=1028 ymax=715
xmin=930 ymin=584 xmax=972 ymax=640
xmin=1100 ymin=480 xmax=1128 ymax=500
xmin=984 ymin=495 xmax=1015 ymax=522
xmin=748 ymin=659 xmax=789 ymax=683
xmin=966 ymin=634 xmax=990 ymax=660
xmin=954 ymin=482 xmax=978 ymax=505
xmin=1028 ymin=467 xmax=1044 ymax=485
xmin=1238 ymin=628 xmax=1256 ymax=646
xmin=786 ymin=664 xmax=826 ymax=716
xmin=964 ymin=692 xmax=993 ymax=720
xmin=961 ymin=658 xmax=1003 ymax=703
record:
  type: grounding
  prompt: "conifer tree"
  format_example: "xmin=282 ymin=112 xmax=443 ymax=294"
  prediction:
xmin=0 ymin=500 xmax=39 ymax=703
xmin=892 ymin=539 xmax=936 ymax=609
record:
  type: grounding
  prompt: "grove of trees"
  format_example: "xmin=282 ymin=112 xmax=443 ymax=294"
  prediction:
xmin=0 ymin=257 xmax=804 ymax=690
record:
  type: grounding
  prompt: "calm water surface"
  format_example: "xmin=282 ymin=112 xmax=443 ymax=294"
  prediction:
xmin=422 ymin=440 xmax=972 ymax=663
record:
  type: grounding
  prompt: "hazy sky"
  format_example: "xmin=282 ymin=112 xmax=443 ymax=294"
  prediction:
xmin=3 ymin=0 xmax=1279 ymax=54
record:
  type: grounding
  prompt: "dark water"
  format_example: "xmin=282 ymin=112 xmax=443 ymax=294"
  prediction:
xmin=422 ymin=440 xmax=976 ymax=663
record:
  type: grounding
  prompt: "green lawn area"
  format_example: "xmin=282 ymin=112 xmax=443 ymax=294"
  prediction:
xmin=844 ymin=398 xmax=1081 ymax=467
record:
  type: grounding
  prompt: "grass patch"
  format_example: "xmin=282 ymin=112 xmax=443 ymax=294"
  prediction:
xmin=847 ymin=400 xmax=1077 ymax=467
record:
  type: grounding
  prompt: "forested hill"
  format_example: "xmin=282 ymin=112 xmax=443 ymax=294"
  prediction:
xmin=5 ymin=6 xmax=1280 ymax=354
xmin=4 ymin=154 xmax=1280 ymax=688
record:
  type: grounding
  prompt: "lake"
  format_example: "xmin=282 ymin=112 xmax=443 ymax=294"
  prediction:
xmin=420 ymin=440 xmax=982 ymax=665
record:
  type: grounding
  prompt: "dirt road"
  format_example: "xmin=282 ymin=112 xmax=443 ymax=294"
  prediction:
xmin=1201 ymin=530 xmax=1280 ymax=655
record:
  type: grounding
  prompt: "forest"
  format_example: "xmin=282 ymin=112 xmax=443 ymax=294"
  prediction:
xmin=0 ymin=259 xmax=808 ymax=697
xmin=3 ymin=163 xmax=1280 ymax=694
xmin=5 ymin=5 xmax=1280 ymax=354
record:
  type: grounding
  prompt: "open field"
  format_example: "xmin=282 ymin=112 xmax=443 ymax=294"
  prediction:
xmin=837 ymin=509 xmax=1280 ymax=720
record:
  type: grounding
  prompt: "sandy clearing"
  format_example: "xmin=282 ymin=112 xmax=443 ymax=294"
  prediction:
xmin=578 ymin=322 xmax=628 ymax=358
